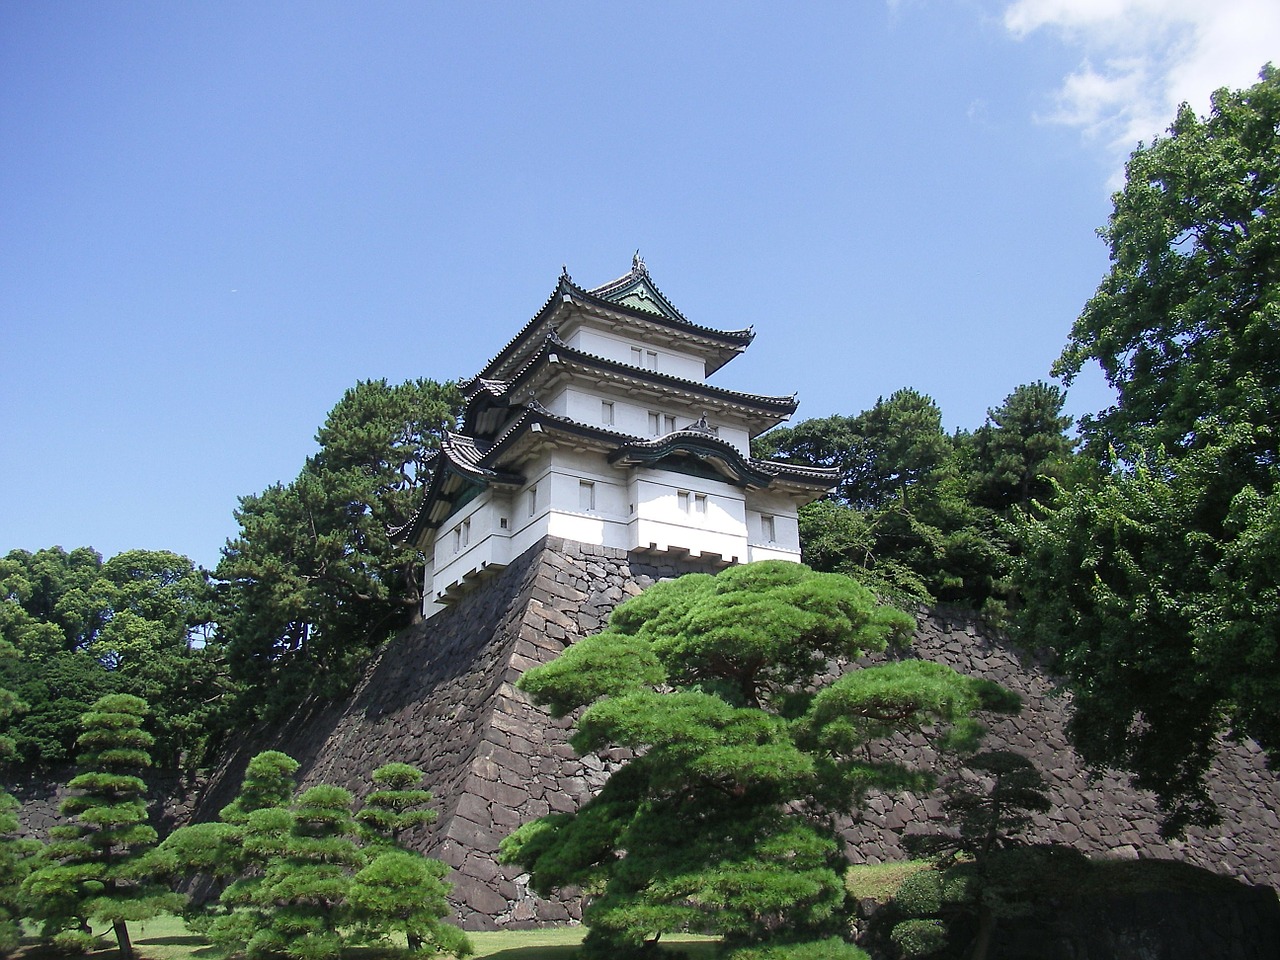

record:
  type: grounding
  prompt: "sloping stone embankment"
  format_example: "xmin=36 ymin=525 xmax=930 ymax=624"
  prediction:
xmin=14 ymin=537 xmax=1280 ymax=930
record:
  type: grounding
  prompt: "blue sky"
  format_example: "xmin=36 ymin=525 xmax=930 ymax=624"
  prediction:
xmin=3 ymin=1 xmax=1277 ymax=571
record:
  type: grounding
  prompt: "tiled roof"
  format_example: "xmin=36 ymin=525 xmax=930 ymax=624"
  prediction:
xmin=503 ymin=335 xmax=799 ymax=418
xmin=399 ymin=402 xmax=836 ymax=545
xmin=462 ymin=261 xmax=754 ymax=390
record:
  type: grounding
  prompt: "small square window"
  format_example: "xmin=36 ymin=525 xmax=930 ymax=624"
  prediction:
xmin=579 ymin=480 xmax=596 ymax=511
xmin=528 ymin=484 xmax=538 ymax=517
xmin=631 ymin=346 xmax=644 ymax=366
xmin=663 ymin=414 xmax=677 ymax=433
xmin=678 ymin=490 xmax=690 ymax=512
xmin=694 ymin=493 xmax=707 ymax=515
xmin=602 ymin=400 xmax=615 ymax=426
xmin=645 ymin=350 xmax=658 ymax=370
xmin=761 ymin=515 xmax=776 ymax=543
xmin=461 ymin=519 xmax=471 ymax=547
xmin=649 ymin=411 xmax=662 ymax=436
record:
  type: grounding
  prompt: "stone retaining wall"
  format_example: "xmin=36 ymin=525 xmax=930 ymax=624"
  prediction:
xmin=186 ymin=537 xmax=726 ymax=929
xmin=843 ymin=610 xmax=1280 ymax=890
xmin=12 ymin=537 xmax=1280 ymax=929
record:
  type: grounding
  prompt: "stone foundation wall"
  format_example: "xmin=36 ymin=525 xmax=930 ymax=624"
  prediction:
xmin=12 ymin=538 xmax=1280 ymax=929
xmin=186 ymin=537 xmax=727 ymax=929
xmin=843 ymin=610 xmax=1280 ymax=890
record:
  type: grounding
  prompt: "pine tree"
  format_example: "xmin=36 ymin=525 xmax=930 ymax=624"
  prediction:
xmin=152 ymin=749 xmax=301 ymax=931
xmin=351 ymin=763 xmax=471 ymax=956
xmin=23 ymin=693 xmax=180 ymax=957
xmin=0 ymin=635 xmax=37 ymax=950
xmin=355 ymin=762 xmax=437 ymax=845
xmin=503 ymin=561 xmax=1018 ymax=957
xmin=252 ymin=784 xmax=363 ymax=960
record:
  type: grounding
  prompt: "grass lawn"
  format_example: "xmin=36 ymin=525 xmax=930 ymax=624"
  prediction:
xmin=844 ymin=859 xmax=934 ymax=903
xmin=17 ymin=918 xmax=720 ymax=960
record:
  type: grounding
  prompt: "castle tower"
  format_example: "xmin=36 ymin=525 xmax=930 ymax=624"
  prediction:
xmin=404 ymin=256 xmax=839 ymax=615
xmin=180 ymin=260 xmax=1280 ymax=930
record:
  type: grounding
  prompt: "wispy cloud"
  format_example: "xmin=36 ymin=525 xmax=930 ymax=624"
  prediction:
xmin=1004 ymin=0 xmax=1280 ymax=162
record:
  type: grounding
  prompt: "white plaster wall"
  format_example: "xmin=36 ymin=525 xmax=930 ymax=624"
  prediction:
xmin=425 ymin=431 xmax=815 ymax=610
xmin=559 ymin=385 xmax=725 ymax=442
xmin=431 ymin=490 xmax=516 ymax=602
xmin=747 ymin=543 xmax=802 ymax=562
xmin=567 ymin=326 xmax=705 ymax=381
xmin=713 ymin=423 xmax=751 ymax=454
xmin=625 ymin=472 xmax=750 ymax=560
xmin=745 ymin=489 xmax=803 ymax=557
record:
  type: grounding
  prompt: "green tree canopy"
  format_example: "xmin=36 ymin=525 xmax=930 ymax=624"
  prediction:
xmin=755 ymin=389 xmax=951 ymax=511
xmin=762 ymin=385 xmax=1076 ymax=615
xmin=0 ymin=547 xmax=220 ymax=767
xmin=216 ymin=377 xmax=462 ymax=718
xmin=161 ymin=752 xmax=470 ymax=959
xmin=967 ymin=382 xmax=1076 ymax=513
xmin=1017 ymin=65 xmax=1280 ymax=832
xmin=503 ymin=562 xmax=1016 ymax=958
xmin=23 ymin=694 xmax=181 ymax=957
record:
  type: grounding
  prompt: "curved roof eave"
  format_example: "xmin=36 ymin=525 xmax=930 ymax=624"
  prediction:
xmin=608 ymin=432 xmax=777 ymax=488
xmin=397 ymin=437 xmax=524 ymax=544
xmin=462 ymin=267 xmax=756 ymax=389
xmin=505 ymin=334 xmax=799 ymax=419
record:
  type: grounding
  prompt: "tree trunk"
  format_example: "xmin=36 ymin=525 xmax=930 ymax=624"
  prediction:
xmin=114 ymin=919 xmax=135 ymax=960
xmin=967 ymin=903 xmax=995 ymax=960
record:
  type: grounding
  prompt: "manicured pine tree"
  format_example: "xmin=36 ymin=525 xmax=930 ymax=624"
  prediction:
xmin=153 ymin=749 xmax=300 ymax=938
xmin=350 ymin=763 xmax=471 ymax=956
xmin=249 ymin=784 xmax=364 ymax=960
xmin=0 ymin=636 xmax=38 ymax=951
xmin=348 ymin=849 xmax=472 ymax=957
xmin=503 ymin=561 xmax=1018 ymax=959
xmin=355 ymin=762 xmax=437 ymax=845
xmin=0 ymin=791 xmax=38 ymax=953
xmin=192 ymin=751 xmax=302 ymax=952
xmin=23 ymin=693 xmax=180 ymax=957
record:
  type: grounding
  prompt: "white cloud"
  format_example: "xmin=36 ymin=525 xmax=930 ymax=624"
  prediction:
xmin=1004 ymin=0 xmax=1280 ymax=160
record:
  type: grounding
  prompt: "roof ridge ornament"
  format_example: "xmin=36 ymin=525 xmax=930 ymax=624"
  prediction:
xmin=632 ymin=250 xmax=648 ymax=276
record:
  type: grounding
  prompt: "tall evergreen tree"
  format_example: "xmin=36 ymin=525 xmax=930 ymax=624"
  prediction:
xmin=217 ymin=378 xmax=461 ymax=717
xmin=967 ymin=382 xmax=1075 ymax=513
xmin=765 ymin=389 xmax=1028 ymax=612
xmin=1018 ymin=66 xmax=1280 ymax=831
xmin=23 ymin=694 xmax=179 ymax=957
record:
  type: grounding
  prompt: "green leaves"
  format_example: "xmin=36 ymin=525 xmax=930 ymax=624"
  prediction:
xmin=216 ymin=377 xmax=462 ymax=719
xmin=1057 ymin=65 xmax=1280 ymax=463
xmin=182 ymin=753 xmax=470 ymax=960
xmin=1016 ymin=67 xmax=1280 ymax=832
xmin=0 ymin=547 xmax=221 ymax=768
xmin=507 ymin=562 xmax=1005 ymax=957
xmin=23 ymin=695 xmax=173 ymax=958
xmin=356 ymin=763 xmax=438 ymax=843
xmin=765 ymin=382 xmax=1077 ymax=615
